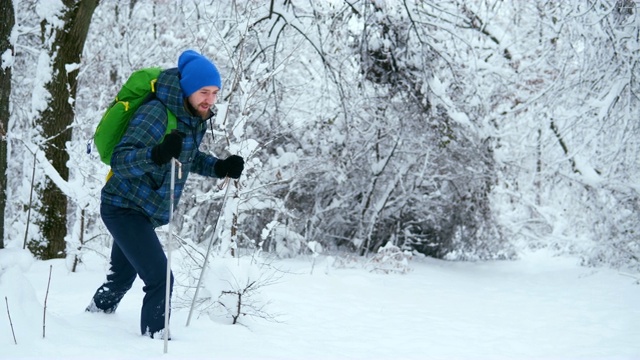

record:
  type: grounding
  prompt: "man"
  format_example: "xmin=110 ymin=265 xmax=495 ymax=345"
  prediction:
xmin=86 ymin=50 xmax=244 ymax=339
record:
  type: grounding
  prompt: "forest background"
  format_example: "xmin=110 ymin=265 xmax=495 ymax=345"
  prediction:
xmin=0 ymin=0 xmax=638 ymax=273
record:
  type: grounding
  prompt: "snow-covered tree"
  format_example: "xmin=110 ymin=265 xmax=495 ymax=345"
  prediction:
xmin=7 ymin=0 xmax=98 ymax=259
xmin=0 ymin=0 xmax=15 ymax=249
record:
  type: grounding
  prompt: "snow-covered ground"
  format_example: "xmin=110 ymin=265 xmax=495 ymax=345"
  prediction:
xmin=1 ymin=248 xmax=639 ymax=359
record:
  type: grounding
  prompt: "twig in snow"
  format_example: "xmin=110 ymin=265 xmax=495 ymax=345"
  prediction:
xmin=43 ymin=265 xmax=52 ymax=339
xmin=619 ymin=271 xmax=640 ymax=285
xmin=5 ymin=297 xmax=17 ymax=344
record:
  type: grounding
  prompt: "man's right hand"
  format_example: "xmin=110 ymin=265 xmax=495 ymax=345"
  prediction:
xmin=151 ymin=130 xmax=184 ymax=165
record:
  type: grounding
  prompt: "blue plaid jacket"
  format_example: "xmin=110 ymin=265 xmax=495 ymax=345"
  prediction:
xmin=101 ymin=68 xmax=219 ymax=227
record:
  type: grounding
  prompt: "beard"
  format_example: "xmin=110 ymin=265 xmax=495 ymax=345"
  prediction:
xmin=194 ymin=102 xmax=211 ymax=118
xmin=185 ymin=100 xmax=212 ymax=119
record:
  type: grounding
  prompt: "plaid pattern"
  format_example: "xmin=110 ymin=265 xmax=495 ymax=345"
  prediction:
xmin=101 ymin=68 xmax=219 ymax=227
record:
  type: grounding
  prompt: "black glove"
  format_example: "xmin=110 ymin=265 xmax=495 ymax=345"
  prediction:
xmin=151 ymin=130 xmax=184 ymax=165
xmin=214 ymin=155 xmax=244 ymax=179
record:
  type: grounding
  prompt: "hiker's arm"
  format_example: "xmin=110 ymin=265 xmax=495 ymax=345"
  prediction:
xmin=110 ymin=108 xmax=165 ymax=178
xmin=191 ymin=151 xmax=219 ymax=177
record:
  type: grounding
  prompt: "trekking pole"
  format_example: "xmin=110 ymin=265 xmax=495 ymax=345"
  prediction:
xmin=186 ymin=177 xmax=231 ymax=327
xmin=164 ymin=158 xmax=181 ymax=353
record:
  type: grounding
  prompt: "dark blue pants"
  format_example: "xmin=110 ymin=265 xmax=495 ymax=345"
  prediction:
xmin=90 ymin=203 xmax=174 ymax=335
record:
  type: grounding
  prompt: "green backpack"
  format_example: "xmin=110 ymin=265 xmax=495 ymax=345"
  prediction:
xmin=94 ymin=67 xmax=177 ymax=165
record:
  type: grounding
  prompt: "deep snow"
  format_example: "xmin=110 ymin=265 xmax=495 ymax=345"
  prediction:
xmin=1 ymin=248 xmax=639 ymax=360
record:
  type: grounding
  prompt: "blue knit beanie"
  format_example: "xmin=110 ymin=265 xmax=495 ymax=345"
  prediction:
xmin=178 ymin=50 xmax=221 ymax=97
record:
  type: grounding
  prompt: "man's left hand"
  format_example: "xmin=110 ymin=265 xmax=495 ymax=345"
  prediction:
xmin=214 ymin=155 xmax=244 ymax=179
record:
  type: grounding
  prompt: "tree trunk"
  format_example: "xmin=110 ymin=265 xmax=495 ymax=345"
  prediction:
xmin=33 ymin=0 xmax=99 ymax=259
xmin=0 ymin=0 xmax=15 ymax=250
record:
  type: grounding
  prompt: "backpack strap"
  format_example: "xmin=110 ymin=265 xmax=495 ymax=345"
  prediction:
xmin=165 ymin=109 xmax=178 ymax=135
